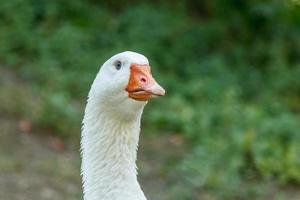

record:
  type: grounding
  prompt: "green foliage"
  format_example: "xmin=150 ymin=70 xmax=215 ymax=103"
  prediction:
xmin=1 ymin=0 xmax=300 ymax=199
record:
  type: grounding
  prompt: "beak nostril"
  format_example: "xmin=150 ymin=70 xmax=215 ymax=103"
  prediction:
xmin=140 ymin=76 xmax=147 ymax=83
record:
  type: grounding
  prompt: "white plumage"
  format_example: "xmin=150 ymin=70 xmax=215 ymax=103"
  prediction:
xmin=81 ymin=51 xmax=165 ymax=200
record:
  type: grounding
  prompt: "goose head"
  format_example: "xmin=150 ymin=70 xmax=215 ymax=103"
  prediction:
xmin=89 ymin=51 xmax=165 ymax=120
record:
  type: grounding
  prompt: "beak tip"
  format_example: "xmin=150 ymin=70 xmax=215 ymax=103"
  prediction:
xmin=152 ymin=85 xmax=165 ymax=96
xmin=160 ymin=88 xmax=166 ymax=96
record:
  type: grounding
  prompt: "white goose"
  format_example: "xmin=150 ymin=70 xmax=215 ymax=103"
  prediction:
xmin=81 ymin=51 xmax=165 ymax=200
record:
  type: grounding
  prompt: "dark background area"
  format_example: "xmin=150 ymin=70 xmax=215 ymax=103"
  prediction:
xmin=0 ymin=0 xmax=300 ymax=199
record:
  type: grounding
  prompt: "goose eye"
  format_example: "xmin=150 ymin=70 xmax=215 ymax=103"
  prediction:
xmin=115 ymin=61 xmax=122 ymax=70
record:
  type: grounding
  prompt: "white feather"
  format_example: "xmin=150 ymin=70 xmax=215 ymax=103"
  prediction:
xmin=81 ymin=51 xmax=149 ymax=200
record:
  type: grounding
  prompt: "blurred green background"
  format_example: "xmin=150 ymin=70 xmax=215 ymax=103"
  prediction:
xmin=0 ymin=0 xmax=300 ymax=199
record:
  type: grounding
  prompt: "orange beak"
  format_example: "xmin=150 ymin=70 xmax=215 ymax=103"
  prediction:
xmin=126 ymin=64 xmax=165 ymax=101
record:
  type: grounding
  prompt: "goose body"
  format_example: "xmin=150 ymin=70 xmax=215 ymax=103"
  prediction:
xmin=81 ymin=51 xmax=165 ymax=200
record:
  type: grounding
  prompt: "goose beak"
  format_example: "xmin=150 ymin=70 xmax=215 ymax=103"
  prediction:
xmin=126 ymin=63 xmax=165 ymax=101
